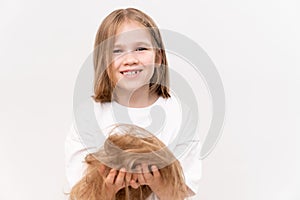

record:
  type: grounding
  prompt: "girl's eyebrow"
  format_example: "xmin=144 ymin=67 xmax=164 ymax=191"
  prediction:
xmin=134 ymin=41 xmax=152 ymax=46
xmin=113 ymin=41 xmax=152 ymax=48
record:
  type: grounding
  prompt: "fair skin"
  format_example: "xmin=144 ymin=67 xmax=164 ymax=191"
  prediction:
xmin=110 ymin=20 xmax=160 ymax=108
xmin=101 ymin=20 xmax=173 ymax=199
xmin=98 ymin=163 xmax=173 ymax=200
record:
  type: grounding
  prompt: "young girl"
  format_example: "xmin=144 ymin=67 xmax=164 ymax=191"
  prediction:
xmin=65 ymin=7 xmax=202 ymax=199
xmin=69 ymin=124 xmax=188 ymax=200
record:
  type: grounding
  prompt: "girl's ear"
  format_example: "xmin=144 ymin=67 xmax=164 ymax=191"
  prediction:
xmin=155 ymin=50 xmax=162 ymax=67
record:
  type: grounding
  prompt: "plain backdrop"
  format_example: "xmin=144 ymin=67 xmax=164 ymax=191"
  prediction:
xmin=0 ymin=0 xmax=299 ymax=199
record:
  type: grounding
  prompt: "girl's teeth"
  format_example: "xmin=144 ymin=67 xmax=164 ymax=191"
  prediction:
xmin=123 ymin=71 xmax=139 ymax=75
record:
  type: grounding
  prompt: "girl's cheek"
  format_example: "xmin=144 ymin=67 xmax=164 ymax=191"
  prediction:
xmin=111 ymin=57 xmax=123 ymax=68
xmin=111 ymin=60 xmax=120 ymax=70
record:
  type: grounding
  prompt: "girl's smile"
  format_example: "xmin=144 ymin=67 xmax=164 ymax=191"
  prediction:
xmin=120 ymin=68 xmax=143 ymax=78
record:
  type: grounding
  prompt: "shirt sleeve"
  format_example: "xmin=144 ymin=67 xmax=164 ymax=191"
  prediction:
xmin=178 ymin=141 xmax=202 ymax=195
xmin=171 ymin=102 xmax=202 ymax=196
xmin=64 ymin=122 xmax=89 ymax=189
xmin=65 ymin=99 xmax=106 ymax=189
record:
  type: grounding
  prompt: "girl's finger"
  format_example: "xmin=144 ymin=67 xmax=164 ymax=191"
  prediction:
xmin=142 ymin=163 xmax=153 ymax=181
xmin=141 ymin=163 xmax=149 ymax=173
xmin=125 ymin=171 xmax=132 ymax=184
xmin=106 ymin=168 xmax=117 ymax=185
xmin=115 ymin=168 xmax=126 ymax=186
xmin=130 ymin=172 xmax=140 ymax=188
xmin=132 ymin=173 xmax=138 ymax=182
xmin=130 ymin=179 xmax=140 ymax=189
xmin=136 ymin=165 xmax=146 ymax=184
xmin=151 ymin=165 xmax=161 ymax=179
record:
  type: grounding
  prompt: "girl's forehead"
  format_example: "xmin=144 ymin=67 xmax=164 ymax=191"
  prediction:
xmin=114 ymin=22 xmax=152 ymax=46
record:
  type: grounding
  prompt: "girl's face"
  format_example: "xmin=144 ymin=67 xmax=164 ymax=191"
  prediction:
xmin=110 ymin=21 xmax=158 ymax=92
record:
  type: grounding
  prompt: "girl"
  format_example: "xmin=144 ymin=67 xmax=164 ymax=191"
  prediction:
xmin=65 ymin=7 xmax=202 ymax=199
xmin=69 ymin=124 xmax=188 ymax=200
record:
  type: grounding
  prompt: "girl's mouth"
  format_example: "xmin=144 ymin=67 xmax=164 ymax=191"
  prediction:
xmin=120 ymin=70 xmax=142 ymax=77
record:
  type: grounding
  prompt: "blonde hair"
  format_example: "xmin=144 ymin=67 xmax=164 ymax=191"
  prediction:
xmin=69 ymin=124 xmax=188 ymax=200
xmin=92 ymin=8 xmax=170 ymax=103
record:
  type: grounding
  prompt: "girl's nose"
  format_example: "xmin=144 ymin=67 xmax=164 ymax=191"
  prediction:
xmin=122 ymin=51 xmax=138 ymax=65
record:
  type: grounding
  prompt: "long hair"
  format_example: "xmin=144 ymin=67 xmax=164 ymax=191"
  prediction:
xmin=69 ymin=124 xmax=188 ymax=200
xmin=92 ymin=8 xmax=170 ymax=103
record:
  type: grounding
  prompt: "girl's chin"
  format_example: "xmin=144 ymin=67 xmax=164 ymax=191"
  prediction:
xmin=114 ymin=84 xmax=149 ymax=93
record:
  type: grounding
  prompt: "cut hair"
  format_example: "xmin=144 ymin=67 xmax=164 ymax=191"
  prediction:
xmin=69 ymin=124 xmax=188 ymax=200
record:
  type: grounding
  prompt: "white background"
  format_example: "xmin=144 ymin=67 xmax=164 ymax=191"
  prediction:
xmin=1 ymin=0 xmax=299 ymax=199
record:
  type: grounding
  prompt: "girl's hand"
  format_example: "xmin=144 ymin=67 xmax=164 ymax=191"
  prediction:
xmin=98 ymin=165 xmax=131 ymax=200
xmin=135 ymin=164 xmax=171 ymax=200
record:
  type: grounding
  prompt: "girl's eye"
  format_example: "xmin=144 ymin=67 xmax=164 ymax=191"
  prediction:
xmin=113 ymin=49 xmax=122 ymax=54
xmin=135 ymin=47 xmax=148 ymax=51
